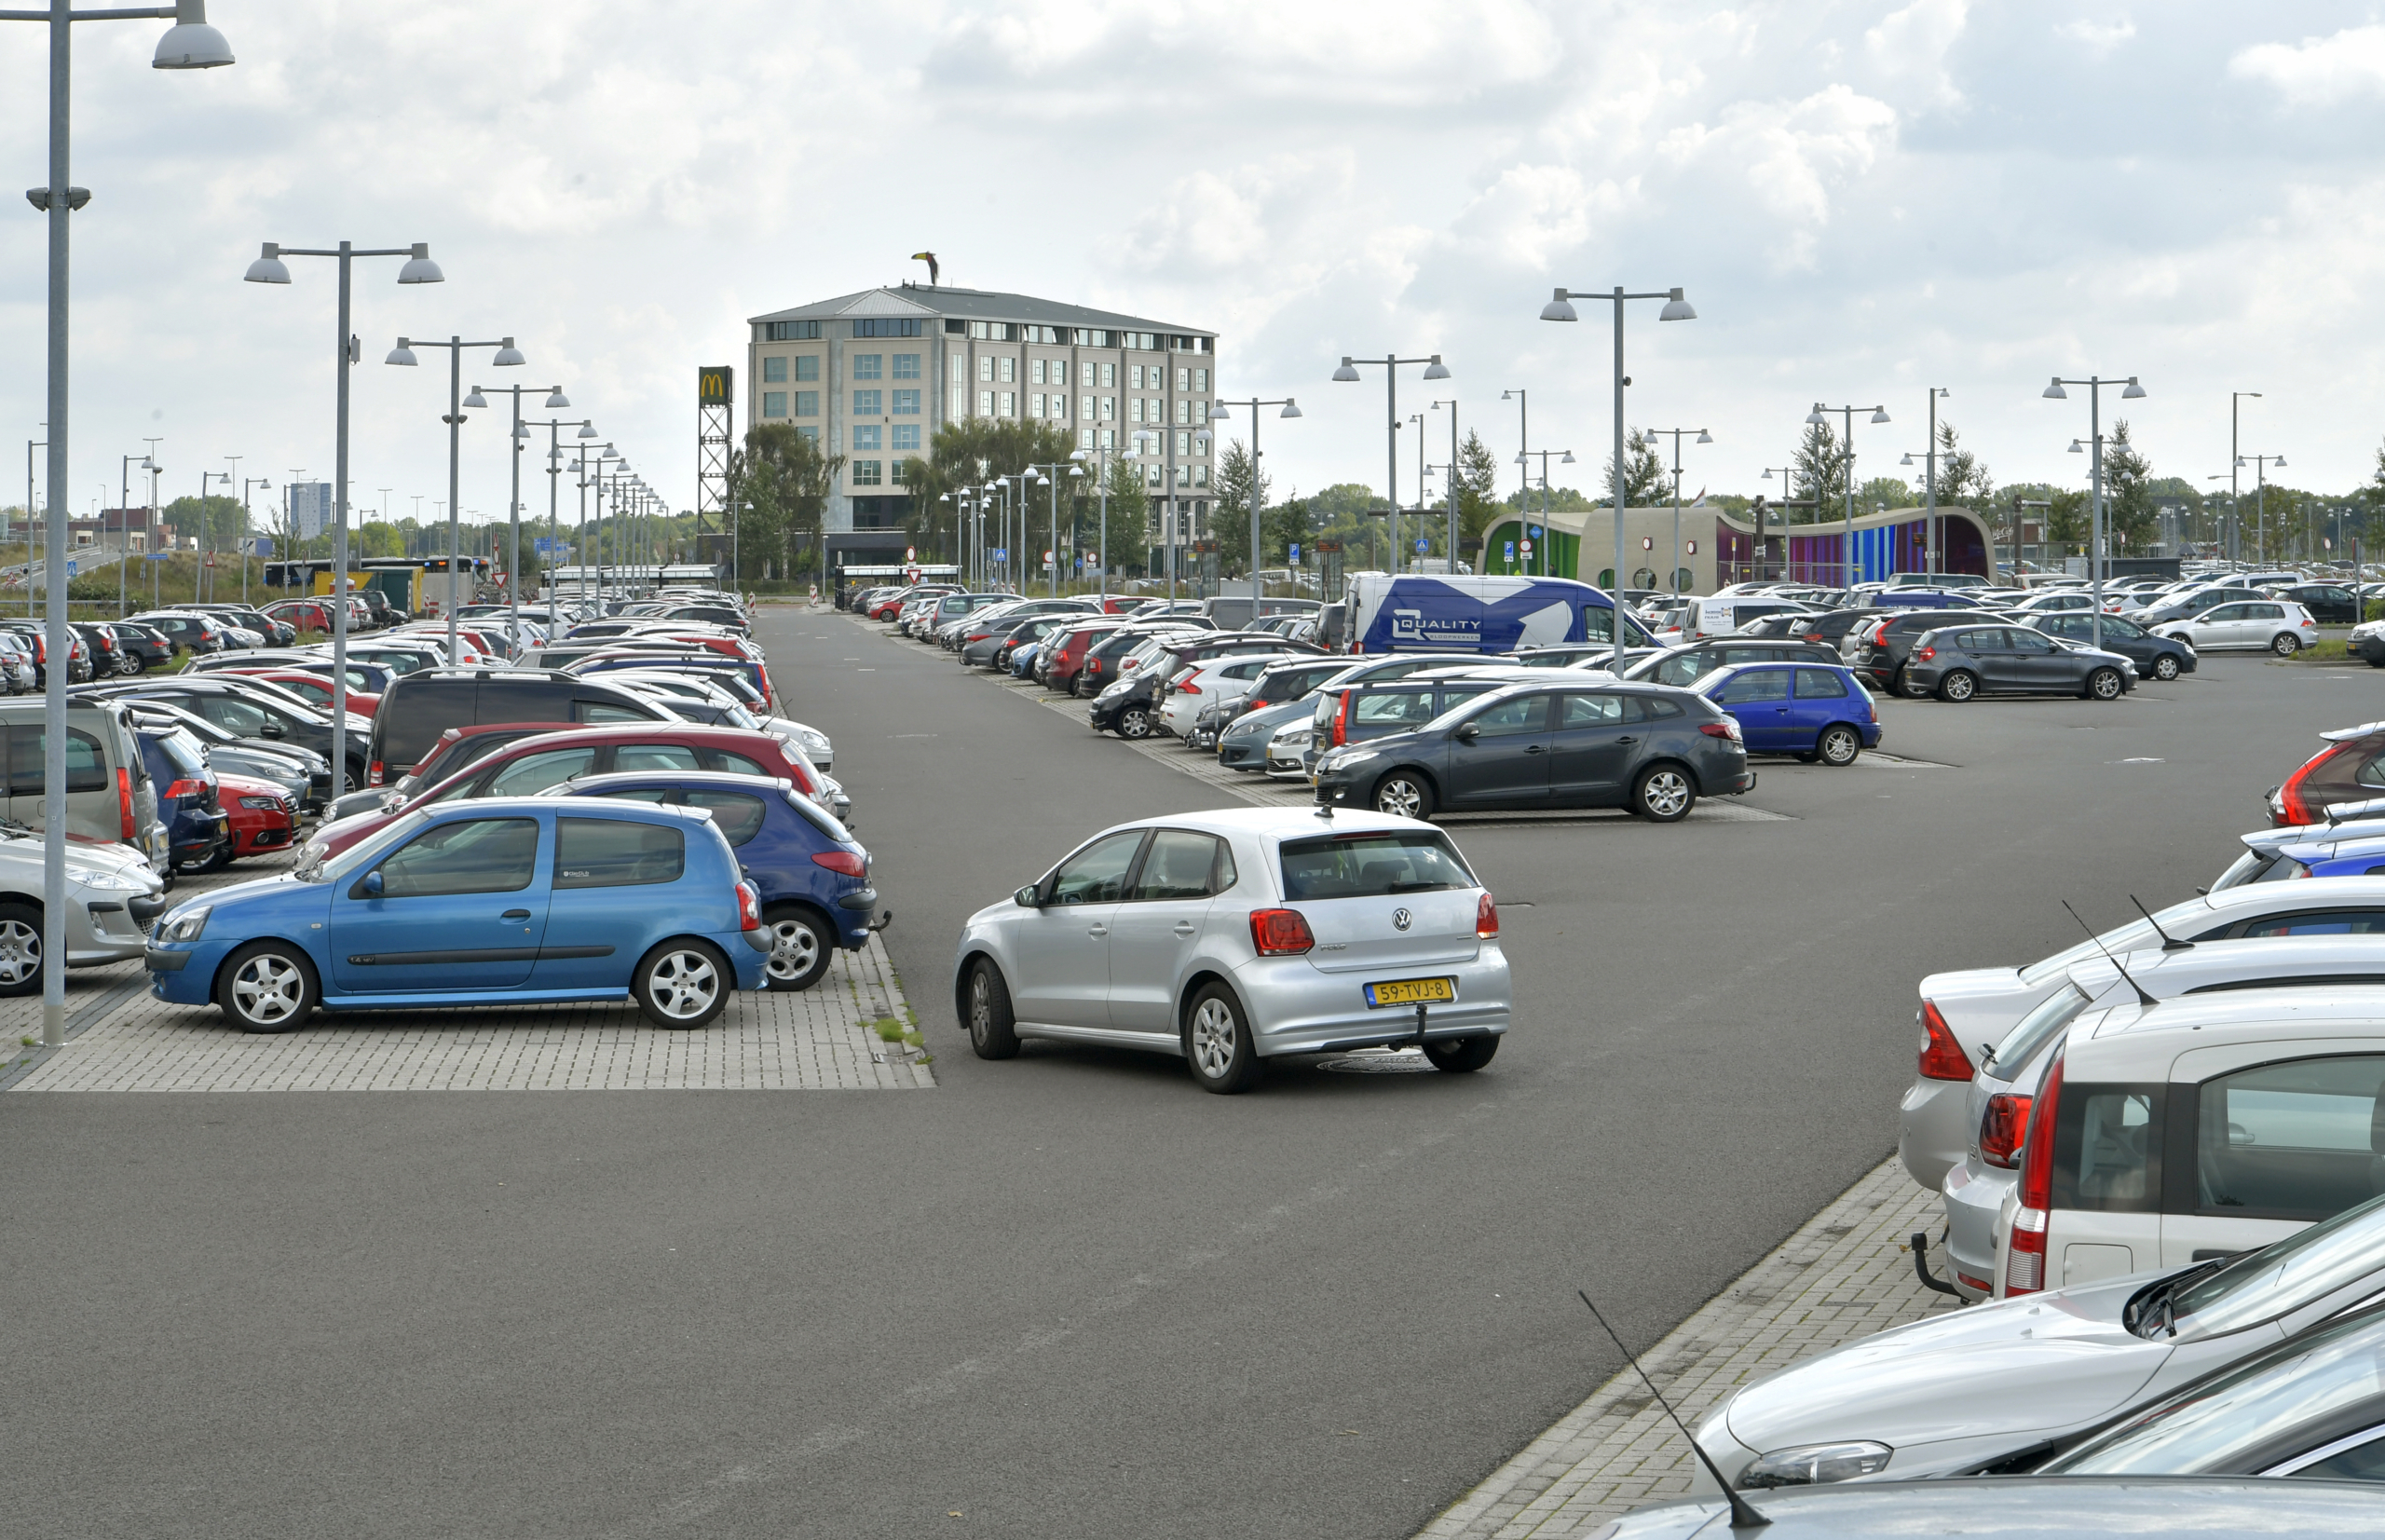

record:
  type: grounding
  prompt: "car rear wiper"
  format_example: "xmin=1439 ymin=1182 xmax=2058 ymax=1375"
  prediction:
xmin=1386 ymin=880 xmax=1451 ymax=893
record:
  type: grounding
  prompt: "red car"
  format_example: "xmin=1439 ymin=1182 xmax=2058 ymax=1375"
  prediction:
xmin=303 ymin=723 xmax=821 ymax=859
xmin=1045 ymin=622 xmax=1124 ymax=696
xmin=220 ymin=667 xmax=383 ymax=718
xmin=216 ymin=771 xmax=298 ymax=860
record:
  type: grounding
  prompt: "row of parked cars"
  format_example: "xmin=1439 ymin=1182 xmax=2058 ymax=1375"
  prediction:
xmin=1628 ymin=712 xmax=2385 ymax=1525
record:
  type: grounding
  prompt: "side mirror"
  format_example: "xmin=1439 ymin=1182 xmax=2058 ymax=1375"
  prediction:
xmin=1014 ymin=885 xmax=1041 ymax=908
xmin=261 ymin=721 xmax=285 ymax=737
xmin=361 ymin=869 xmax=384 ymax=898
xmin=1454 ymin=722 xmax=1481 ymax=743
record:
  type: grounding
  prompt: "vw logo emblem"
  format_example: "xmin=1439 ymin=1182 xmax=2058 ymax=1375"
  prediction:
xmin=1392 ymin=907 xmax=1412 ymax=932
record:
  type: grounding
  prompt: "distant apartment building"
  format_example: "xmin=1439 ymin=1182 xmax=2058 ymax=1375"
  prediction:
xmin=744 ymin=284 xmax=1218 ymax=546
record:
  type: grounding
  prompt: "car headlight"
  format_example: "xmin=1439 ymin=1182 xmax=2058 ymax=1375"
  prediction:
xmin=795 ymin=729 xmax=831 ymax=756
xmin=69 ymin=866 xmax=146 ymax=893
xmin=1738 ymin=1441 xmax=1892 ymax=1489
xmin=239 ymin=796 xmax=282 ymax=811
xmin=1324 ymin=749 xmax=1379 ymax=771
xmin=157 ymin=905 xmax=211 ymax=944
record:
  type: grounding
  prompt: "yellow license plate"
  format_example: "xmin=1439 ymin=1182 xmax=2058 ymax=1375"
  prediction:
xmin=1365 ymin=976 xmax=1455 ymax=1009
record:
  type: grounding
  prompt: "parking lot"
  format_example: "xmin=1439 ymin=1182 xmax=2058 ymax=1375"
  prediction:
xmin=2 ymin=605 xmax=2377 ymax=1540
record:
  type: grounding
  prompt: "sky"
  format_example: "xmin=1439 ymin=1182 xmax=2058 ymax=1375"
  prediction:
xmin=6 ymin=1 xmax=2385 ymax=530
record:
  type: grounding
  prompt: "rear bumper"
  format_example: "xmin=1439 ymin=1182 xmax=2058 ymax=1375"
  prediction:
xmin=1941 ymin=1158 xmax=2012 ymax=1301
xmin=1233 ymin=947 xmax=1512 ymax=1057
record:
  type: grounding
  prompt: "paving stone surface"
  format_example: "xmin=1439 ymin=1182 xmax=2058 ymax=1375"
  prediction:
xmin=1419 ymin=1157 xmax=1955 ymax=1539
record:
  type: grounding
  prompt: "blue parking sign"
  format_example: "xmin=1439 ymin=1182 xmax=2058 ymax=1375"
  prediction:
xmin=1415 ymin=538 xmax=1429 ymax=552
xmin=1504 ymin=540 xmax=1515 ymax=561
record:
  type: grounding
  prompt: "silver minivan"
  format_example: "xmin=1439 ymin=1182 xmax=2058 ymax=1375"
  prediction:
xmin=0 ymin=698 xmax=167 ymax=871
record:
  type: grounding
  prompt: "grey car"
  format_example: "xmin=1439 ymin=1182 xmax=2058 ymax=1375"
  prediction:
xmin=1900 ymin=621 xmax=2134 ymax=702
xmin=1601 ymin=1479 xmax=2384 ymax=1539
xmin=1312 ymin=681 xmax=1754 ymax=823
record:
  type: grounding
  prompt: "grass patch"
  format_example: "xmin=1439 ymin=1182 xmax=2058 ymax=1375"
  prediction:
xmin=872 ymin=1016 xmax=905 ymax=1043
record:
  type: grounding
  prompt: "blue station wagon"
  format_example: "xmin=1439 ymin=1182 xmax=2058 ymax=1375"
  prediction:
xmin=144 ymin=797 xmax=770 ymax=1030
xmin=1695 ymin=661 xmax=1883 ymax=765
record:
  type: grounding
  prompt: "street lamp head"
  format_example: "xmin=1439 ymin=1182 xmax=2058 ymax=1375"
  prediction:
xmin=578 ymin=423 xmax=598 ymax=438
xmin=2042 ymin=377 xmax=2068 ymax=400
xmin=395 ymin=243 xmax=443 ymax=285
xmin=1761 ymin=467 xmax=1774 ymax=480
xmin=513 ymin=423 xmax=531 ymax=442
xmin=1422 ymin=355 xmax=1451 ymax=380
xmin=1279 ymin=398 xmax=1302 ymax=419
xmin=1657 ymin=288 xmax=1696 ymax=322
xmin=2275 ymin=456 xmax=2288 ymax=469
xmin=1069 ymin=449 xmax=1087 ymax=462
xmin=1069 ymin=465 xmax=1084 ymax=479
xmin=2121 ymin=376 xmax=2146 ymax=400
xmin=2069 ymin=439 xmax=2085 ymax=454
xmin=243 ymin=242 xmax=291 ymax=284
xmin=1539 ymin=289 xmax=1578 ymax=323
xmin=1870 ymin=407 xmax=1891 ymax=424
xmin=154 ymin=3 xmax=234 ymax=69
xmin=1695 ymin=429 xmax=1712 ymax=444
xmin=463 ymin=388 xmax=488 ymax=410
xmin=1332 ymin=358 xmax=1361 ymax=382
xmin=2236 ymin=456 xmax=2247 ymax=467
xmin=1560 ymin=449 xmax=1575 ymax=465
xmin=545 ymin=389 xmax=569 ymax=410
xmin=1805 ymin=404 xmax=1827 ymax=425
xmin=1208 ymin=401 xmax=1233 ymax=421
xmin=492 ymin=338 xmax=525 ymax=367
xmin=385 ymin=341 xmax=419 ymax=367
xmin=1900 ymin=453 xmax=1915 ymax=466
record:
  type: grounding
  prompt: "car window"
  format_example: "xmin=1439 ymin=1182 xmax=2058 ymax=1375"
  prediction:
xmin=198 ymin=695 xmax=272 ymax=736
xmin=615 ymin=743 xmax=702 ymax=774
xmin=678 ymin=789 xmax=766 ymax=845
xmin=700 ymin=749 xmax=767 ymax=776
xmin=578 ymin=702 xmax=649 ymax=724
xmin=1792 ymin=667 xmax=1849 ymax=700
xmin=1715 ymin=670 xmax=1791 ymax=704
xmin=1653 ymin=653 xmax=1710 ymax=687
xmin=554 ymin=816 xmax=686 ymax=890
xmin=2205 ymin=605 xmax=2247 ymax=622
xmin=1560 ymin=693 xmax=1627 ymax=726
xmin=8 ymin=725 xmax=108 ymax=794
xmin=1278 ymin=831 xmax=1476 ymax=900
xmin=2005 ymin=629 xmax=2051 ymax=653
xmin=2105 ymin=618 xmax=2147 ymax=640
xmin=1990 ymin=984 xmax=2090 ymax=1080
xmin=1125 ymin=830 xmax=1228 ymax=902
xmin=589 ymin=786 xmax=675 ymax=805
xmin=1466 ymin=693 xmax=1550 ymax=736
xmin=1355 ymin=690 xmax=1438 ymax=727
xmin=372 ymin=816 xmax=539 ymax=898
xmin=1045 ymin=829 xmax=1145 ymax=905
xmin=2237 ymin=910 xmax=2385 ymax=938
xmin=2194 ymin=1055 xmax=2385 ymax=1220
xmin=1636 ymin=695 xmax=1684 ymax=719
xmin=2254 ymin=604 xmax=2283 ymax=620
xmin=2051 ymin=1082 xmax=2162 ymax=1213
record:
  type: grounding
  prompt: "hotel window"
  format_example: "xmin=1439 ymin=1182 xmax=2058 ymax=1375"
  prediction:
xmin=794 ymin=390 xmax=819 ymax=416
xmin=1100 ymin=396 xmax=1115 ymax=420
xmin=852 ymin=460 xmax=882 ymax=485
xmin=1000 ymin=391 xmax=1015 ymax=416
xmin=853 ymin=388 xmax=882 ymax=415
xmin=1145 ymin=464 xmax=1163 ymax=488
xmin=1177 ymin=430 xmax=1191 ymax=456
xmin=1130 ymin=364 xmax=1145 ymax=388
xmin=762 ymin=320 xmax=822 ymax=341
xmin=1101 ymin=362 xmax=1116 ymax=387
xmin=893 ymin=353 xmax=920 ymax=379
xmin=1195 ymin=368 xmax=1208 ymax=390
xmin=1178 ymin=367 xmax=1191 ymax=390
xmin=1080 ymin=394 xmax=1094 ymax=419
xmin=891 ymin=458 xmax=911 ymax=484
xmin=794 ymin=355 xmax=820 ymax=382
xmin=853 ymin=318 xmax=923 ymax=337
xmin=1100 ymin=428 xmax=1115 ymax=448
xmin=796 ymin=426 xmax=820 ymax=444
xmin=1051 ymin=361 xmax=1069 ymax=386
xmin=979 ymin=389 xmax=994 ymax=416
xmin=853 ymin=425 xmax=882 ymax=451
xmin=1078 ymin=428 xmax=1094 ymax=449
xmin=978 ymin=356 xmax=993 ymax=383
xmin=952 ymin=383 xmax=967 ymax=418
xmin=1194 ymin=465 xmax=1210 ymax=487
xmin=1029 ymin=393 xmax=1044 ymax=418
xmin=1176 ymin=465 xmax=1192 ymax=487
xmin=853 ymin=354 xmax=883 ymax=381
xmin=1050 ymin=393 xmax=1067 ymax=419
xmin=998 ymin=357 xmax=1015 ymax=384
xmin=1130 ymin=399 xmax=1144 ymax=424
xmin=1031 ymin=359 xmax=1046 ymax=385
xmin=893 ymin=424 xmax=920 ymax=450
xmin=892 ymin=388 xmax=920 ymax=415
xmin=761 ymin=356 xmax=787 ymax=384
xmin=762 ymin=391 xmax=786 ymax=417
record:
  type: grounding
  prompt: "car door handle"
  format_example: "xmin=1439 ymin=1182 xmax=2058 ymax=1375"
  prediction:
xmin=1088 ymin=923 xmax=1109 ymax=938
xmin=1522 ymin=743 xmax=1546 ymax=754
xmin=501 ymin=909 xmax=531 ymax=921
xmin=1173 ymin=921 xmax=1197 ymax=937
xmin=1615 ymin=735 xmax=1637 ymax=744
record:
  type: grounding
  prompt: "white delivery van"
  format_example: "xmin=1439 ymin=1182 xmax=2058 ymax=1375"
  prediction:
xmin=1681 ymin=595 xmax=1806 ymax=640
xmin=1343 ymin=574 xmax=1656 ymax=655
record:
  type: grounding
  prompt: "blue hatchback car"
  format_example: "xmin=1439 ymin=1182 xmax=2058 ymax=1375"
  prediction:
xmin=144 ymin=797 xmax=770 ymax=1031
xmin=1695 ymin=661 xmax=1883 ymax=765
xmin=548 ymin=770 xmax=884 ymax=990
xmin=128 ymin=712 xmax=230 ymax=875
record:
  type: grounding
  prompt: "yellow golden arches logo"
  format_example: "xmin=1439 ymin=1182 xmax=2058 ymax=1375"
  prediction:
xmin=699 ymin=365 xmax=732 ymax=404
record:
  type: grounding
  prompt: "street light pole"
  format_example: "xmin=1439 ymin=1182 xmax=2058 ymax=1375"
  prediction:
xmin=2044 ymin=373 xmax=2148 ymax=649
xmin=473 ymin=383 xmax=569 ymax=648
xmin=1806 ymin=401 xmax=1890 ymax=589
xmin=2241 ymin=452 xmax=2284 ymax=565
xmin=1645 ymin=426 xmax=1710 ymax=595
xmin=2230 ymin=391 xmax=2260 ymax=566
xmin=1500 ymin=389 xmax=1529 ymax=575
xmin=383 ymin=331 xmax=524 ymax=661
xmin=526 ymin=417 xmax=594 ymax=608
xmin=1512 ymin=448 xmax=1575 ymax=577
xmin=1332 ymin=351 xmax=1451 ymax=582
xmin=1210 ymin=396 xmax=1301 ymax=615
xmin=1539 ymin=284 xmax=1697 ymax=670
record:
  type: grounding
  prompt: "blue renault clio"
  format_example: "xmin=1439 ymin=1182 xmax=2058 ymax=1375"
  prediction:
xmin=1694 ymin=661 xmax=1882 ymax=765
xmin=546 ymin=770 xmax=885 ymax=991
xmin=144 ymin=797 xmax=770 ymax=1031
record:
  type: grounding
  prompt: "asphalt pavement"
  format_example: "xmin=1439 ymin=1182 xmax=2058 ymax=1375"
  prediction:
xmin=0 ymin=618 xmax=2367 ymax=1540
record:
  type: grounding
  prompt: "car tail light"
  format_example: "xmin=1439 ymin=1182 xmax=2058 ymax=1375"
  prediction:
xmin=164 ymin=778 xmax=206 ymax=802
xmin=736 ymin=882 xmax=761 ymax=931
xmin=1915 ymin=645 xmax=1936 ymax=661
xmin=811 ymin=851 xmax=865 ymax=877
xmin=1086 ymin=659 xmax=1102 ymax=675
xmin=369 ymin=760 xmax=385 ymax=785
xmin=1917 ymin=1001 xmax=1974 ymax=1080
xmin=2278 ymin=743 xmax=2349 ymax=825
xmin=1477 ymin=893 xmax=1498 ymax=938
xmin=1699 ymin=719 xmax=1741 ymax=742
xmin=1248 ymin=907 xmax=1315 ymax=956
xmin=1978 ymin=1092 xmax=2033 ymax=1169
xmin=1332 ymin=691 xmax=1353 ymax=747
xmin=1177 ymin=677 xmax=1203 ymax=694
xmin=2006 ymin=1054 xmax=2064 ymax=1296
xmin=117 ymin=766 xmax=134 ymax=841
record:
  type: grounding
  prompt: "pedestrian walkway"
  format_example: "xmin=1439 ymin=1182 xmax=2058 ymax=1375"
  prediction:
xmin=1420 ymin=1157 xmax=1955 ymax=1539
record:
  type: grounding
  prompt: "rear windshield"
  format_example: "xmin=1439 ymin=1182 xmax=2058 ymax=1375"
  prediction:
xmin=1278 ymin=831 xmax=1477 ymax=900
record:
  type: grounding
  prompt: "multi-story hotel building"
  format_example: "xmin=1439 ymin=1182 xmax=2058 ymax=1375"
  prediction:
xmin=743 ymin=285 xmax=1218 ymax=552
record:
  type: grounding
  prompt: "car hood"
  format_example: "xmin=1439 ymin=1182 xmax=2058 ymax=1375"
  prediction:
xmin=1724 ymin=1274 xmax=2168 ymax=1455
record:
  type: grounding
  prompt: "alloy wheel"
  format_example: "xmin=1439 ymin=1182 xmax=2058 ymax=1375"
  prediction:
xmin=1819 ymin=726 xmax=1860 ymax=766
xmin=645 ymin=949 xmax=720 ymax=1020
xmin=232 ymin=953 xmax=305 ymax=1027
xmin=1375 ymin=777 xmax=1424 ymax=818
xmin=0 ymin=919 xmax=38 ymax=988
xmin=1189 ymin=997 xmax=1238 ymax=1078
xmin=1641 ymin=770 xmax=1691 ymax=819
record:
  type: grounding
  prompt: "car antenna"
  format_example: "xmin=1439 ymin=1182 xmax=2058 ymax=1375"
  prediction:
xmin=1576 ymin=1290 xmax=1769 ymax=1530
xmin=2061 ymin=899 xmax=2160 ymax=1007
xmin=2128 ymin=895 xmax=2192 ymax=951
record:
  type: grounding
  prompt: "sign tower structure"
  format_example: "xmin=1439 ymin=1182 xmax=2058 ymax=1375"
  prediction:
xmin=697 ymin=365 xmax=733 ymax=573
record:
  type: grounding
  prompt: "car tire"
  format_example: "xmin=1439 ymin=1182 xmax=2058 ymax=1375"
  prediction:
xmin=1631 ymin=764 xmax=1697 ymax=823
xmin=1896 ymin=667 xmax=1928 ymax=699
xmin=1371 ymin=770 xmax=1436 ymax=821
xmin=1938 ymin=670 xmax=1977 ymax=702
xmin=2152 ymin=654 xmax=2181 ymax=681
xmin=174 ymin=841 xmax=233 ymax=877
xmin=2272 ymin=633 xmax=2301 ymax=657
xmin=966 ymin=956 xmax=1020 ymax=1059
xmin=0 ymin=900 xmax=41 ymax=998
xmin=2086 ymin=667 xmax=2124 ymax=701
xmin=1183 ymin=981 xmax=1261 ymax=1094
xmin=1423 ymin=1035 xmax=1500 ymax=1073
xmin=1817 ymin=724 xmax=1862 ymax=766
xmin=761 ymin=903 xmax=834 ymax=991
xmin=634 ymin=939 xmax=729 ymax=1029
xmin=1116 ymin=702 xmax=1154 ymax=739
xmin=217 ymin=939 xmax=317 ymax=1033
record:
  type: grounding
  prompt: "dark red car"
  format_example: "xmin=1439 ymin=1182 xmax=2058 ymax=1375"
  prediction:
xmin=2270 ymin=720 xmax=2385 ymax=825
xmin=303 ymin=723 xmax=820 ymax=859
xmin=1045 ymin=622 xmax=1124 ymax=696
xmin=221 ymin=667 xmax=383 ymax=719
xmin=216 ymin=771 xmax=298 ymax=860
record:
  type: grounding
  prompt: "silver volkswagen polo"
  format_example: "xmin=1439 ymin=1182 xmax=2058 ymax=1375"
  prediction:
xmin=951 ymin=806 xmax=1510 ymax=1093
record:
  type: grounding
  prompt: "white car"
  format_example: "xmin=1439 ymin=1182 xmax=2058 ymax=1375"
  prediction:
xmin=1933 ymin=934 xmax=2385 ymax=1301
xmin=951 ymin=807 xmax=1509 ymax=1093
xmin=2153 ymin=598 xmax=2320 ymax=656
xmin=1897 ymin=876 xmax=2385 ymax=1193
xmin=1691 ymin=1191 xmax=2385 ymax=1493
xmin=1156 ymin=652 xmax=1295 ymax=738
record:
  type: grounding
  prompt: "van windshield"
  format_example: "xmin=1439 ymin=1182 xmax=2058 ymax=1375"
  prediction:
xmin=1278 ymin=831 xmax=1477 ymax=900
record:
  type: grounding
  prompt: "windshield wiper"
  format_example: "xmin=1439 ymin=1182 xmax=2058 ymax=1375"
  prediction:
xmin=1386 ymin=880 xmax=1450 ymax=893
xmin=2128 ymin=1258 xmax=2226 ymax=1339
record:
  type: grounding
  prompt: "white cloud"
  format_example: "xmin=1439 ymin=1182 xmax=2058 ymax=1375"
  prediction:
xmin=2231 ymin=24 xmax=2385 ymax=103
xmin=1866 ymin=0 xmax=1970 ymax=108
xmin=2055 ymin=18 xmax=2138 ymax=56
xmin=1657 ymin=86 xmax=1901 ymax=267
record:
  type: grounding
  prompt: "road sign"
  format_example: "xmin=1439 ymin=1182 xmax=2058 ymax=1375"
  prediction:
xmin=65 ymin=558 xmax=75 ymax=577
xmin=1528 ymin=525 xmax=1544 ymax=538
xmin=535 ymin=537 xmax=562 ymax=555
xmin=145 ymin=552 xmax=168 ymax=562
xmin=1288 ymin=543 xmax=1300 ymax=563
xmin=1043 ymin=549 xmax=1054 ymax=567
xmin=1520 ymin=538 xmax=1534 ymax=554
xmin=1415 ymin=538 xmax=1429 ymax=552
xmin=991 ymin=548 xmax=1008 ymax=562
xmin=906 ymin=546 xmax=917 ymax=562
xmin=1504 ymin=540 xmax=1515 ymax=560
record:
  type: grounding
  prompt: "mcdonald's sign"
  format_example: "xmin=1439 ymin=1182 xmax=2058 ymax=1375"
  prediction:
xmin=698 ymin=365 xmax=733 ymax=406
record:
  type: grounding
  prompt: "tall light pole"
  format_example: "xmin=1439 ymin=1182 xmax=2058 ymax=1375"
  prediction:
xmin=1210 ymin=395 xmax=1300 ymax=614
xmin=118 ymin=448 xmax=151 ymax=616
xmin=385 ymin=331 xmax=522 ymax=661
xmin=1067 ymin=436 xmax=1134 ymax=605
xmin=570 ymin=444 xmax=617 ymax=612
xmin=1514 ymin=448 xmax=1574 ymax=577
xmin=2229 ymin=390 xmax=2260 ymax=565
xmin=1129 ymin=429 xmax=1209 ymax=595
xmin=247 ymin=238 xmax=443 ymax=798
xmin=1804 ymin=401 xmax=1890 ymax=589
xmin=470 ymin=381 xmax=568 ymax=648
xmin=241 ymin=476 xmax=268 ymax=603
xmin=2043 ymin=372 xmax=2148 ymax=648
xmin=198 ymin=468 xmax=230 ymax=606
xmin=1645 ymin=426 xmax=1710 ymax=595
xmin=527 ymin=417 xmax=595 ymax=608
xmin=1919 ymin=386 xmax=1950 ymax=573
xmin=2240 ymin=452 xmax=2285 ymax=565
xmin=1500 ymin=388 xmax=1530 ymax=574
xmin=1539 ymin=284 xmax=1697 ymax=669
xmin=1332 ymin=351 xmax=1451 ymax=586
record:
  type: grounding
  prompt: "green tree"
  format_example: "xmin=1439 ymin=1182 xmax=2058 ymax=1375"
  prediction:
xmin=1927 ymin=420 xmax=1994 ymax=514
xmin=1212 ymin=438 xmax=1269 ymax=574
xmin=358 ymin=521 xmax=404 ymax=559
xmin=725 ymin=423 xmax=843 ymax=582
xmin=2097 ymin=418 xmax=2156 ymax=552
xmin=1450 ymin=429 xmax=1504 ymax=549
xmin=902 ymin=417 xmax=1079 ymax=566
xmin=1792 ymin=420 xmax=1848 ymax=522
xmin=2044 ymin=489 xmax=2090 ymax=556
xmin=1263 ymin=494 xmax=1313 ymax=571
xmin=1096 ymin=452 xmax=1149 ymax=573
xmin=1602 ymin=429 xmax=1668 ymax=508
xmin=1857 ymin=475 xmax=1912 ymax=511
xmin=163 ymin=493 xmax=249 ymax=548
